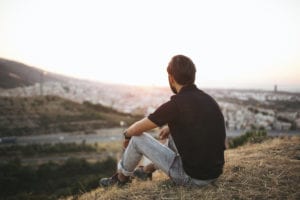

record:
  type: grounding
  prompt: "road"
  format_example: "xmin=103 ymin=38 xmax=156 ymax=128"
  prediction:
xmin=1 ymin=128 xmax=299 ymax=145
xmin=15 ymin=127 xmax=125 ymax=145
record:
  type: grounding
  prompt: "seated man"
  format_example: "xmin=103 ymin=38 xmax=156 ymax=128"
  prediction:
xmin=100 ymin=55 xmax=226 ymax=187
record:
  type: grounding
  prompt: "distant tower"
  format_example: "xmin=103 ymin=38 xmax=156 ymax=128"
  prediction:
xmin=274 ymin=84 xmax=278 ymax=93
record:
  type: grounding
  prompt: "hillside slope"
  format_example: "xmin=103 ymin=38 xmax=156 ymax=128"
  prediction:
xmin=0 ymin=58 xmax=69 ymax=89
xmin=74 ymin=136 xmax=300 ymax=200
xmin=0 ymin=95 xmax=140 ymax=136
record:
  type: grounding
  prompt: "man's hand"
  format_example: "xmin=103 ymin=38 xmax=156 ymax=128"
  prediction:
xmin=159 ymin=126 xmax=170 ymax=140
xmin=123 ymin=138 xmax=130 ymax=150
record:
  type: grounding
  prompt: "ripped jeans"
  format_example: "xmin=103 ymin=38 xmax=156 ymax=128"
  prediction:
xmin=117 ymin=132 xmax=216 ymax=186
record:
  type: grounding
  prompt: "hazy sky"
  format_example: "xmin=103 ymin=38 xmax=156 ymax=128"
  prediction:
xmin=0 ymin=0 xmax=299 ymax=91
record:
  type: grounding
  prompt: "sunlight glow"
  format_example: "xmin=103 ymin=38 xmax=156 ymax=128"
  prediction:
xmin=0 ymin=0 xmax=299 ymax=90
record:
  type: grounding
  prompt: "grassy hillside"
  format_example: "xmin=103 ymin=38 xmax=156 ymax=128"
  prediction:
xmin=74 ymin=136 xmax=300 ymax=200
xmin=0 ymin=95 xmax=141 ymax=136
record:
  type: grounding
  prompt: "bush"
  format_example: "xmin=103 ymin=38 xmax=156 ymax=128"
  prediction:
xmin=0 ymin=157 xmax=116 ymax=199
xmin=0 ymin=143 xmax=97 ymax=157
xmin=229 ymin=128 xmax=267 ymax=148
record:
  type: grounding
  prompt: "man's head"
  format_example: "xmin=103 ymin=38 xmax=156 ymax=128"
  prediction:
xmin=167 ymin=55 xmax=196 ymax=93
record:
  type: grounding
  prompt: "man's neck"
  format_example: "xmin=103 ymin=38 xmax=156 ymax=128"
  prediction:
xmin=175 ymin=84 xmax=183 ymax=93
xmin=176 ymin=84 xmax=196 ymax=93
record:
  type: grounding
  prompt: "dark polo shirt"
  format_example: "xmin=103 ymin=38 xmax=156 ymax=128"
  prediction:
xmin=148 ymin=84 xmax=226 ymax=180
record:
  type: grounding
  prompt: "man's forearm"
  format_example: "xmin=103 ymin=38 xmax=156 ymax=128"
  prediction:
xmin=125 ymin=117 xmax=157 ymax=137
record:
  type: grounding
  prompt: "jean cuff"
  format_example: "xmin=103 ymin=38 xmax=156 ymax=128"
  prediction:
xmin=117 ymin=160 xmax=134 ymax=176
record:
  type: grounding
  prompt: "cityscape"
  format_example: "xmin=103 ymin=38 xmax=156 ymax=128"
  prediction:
xmin=1 ymin=78 xmax=299 ymax=134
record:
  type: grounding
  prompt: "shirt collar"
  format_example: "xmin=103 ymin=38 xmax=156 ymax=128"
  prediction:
xmin=178 ymin=84 xmax=197 ymax=93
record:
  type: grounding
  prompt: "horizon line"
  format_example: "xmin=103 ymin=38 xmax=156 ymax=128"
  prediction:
xmin=1 ymin=56 xmax=300 ymax=93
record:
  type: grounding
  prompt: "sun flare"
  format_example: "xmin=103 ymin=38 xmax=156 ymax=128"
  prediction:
xmin=0 ymin=0 xmax=299 ymax=90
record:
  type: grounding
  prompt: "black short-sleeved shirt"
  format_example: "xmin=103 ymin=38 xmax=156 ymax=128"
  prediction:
xmin=148 ymin=84 xmax=226 ymax=180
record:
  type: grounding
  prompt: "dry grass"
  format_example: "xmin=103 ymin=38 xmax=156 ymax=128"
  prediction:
xmin=67 ymin=136 xmax=300 ymax=200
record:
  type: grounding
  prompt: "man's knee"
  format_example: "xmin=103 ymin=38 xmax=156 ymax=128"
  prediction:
xmin=131 ymin=132 xmax=149 ymax=142
xmin=129 ymin=132 xmax=153 ymax=149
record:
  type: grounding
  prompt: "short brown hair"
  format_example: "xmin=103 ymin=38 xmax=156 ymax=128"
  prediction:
xmin=167 ymin=55 xmax=196 ymax=85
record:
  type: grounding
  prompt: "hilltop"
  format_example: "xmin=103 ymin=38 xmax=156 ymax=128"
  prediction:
xmin=0 ymin=95 xmax=141 ymax=137
xmin=72 ymin=136 xmax=300 ymax=200
xmin=0 ymin=58 xmax=71 ymax=89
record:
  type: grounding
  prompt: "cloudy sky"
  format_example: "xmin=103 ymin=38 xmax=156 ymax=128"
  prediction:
xmin=0 ymin=0 xmax=299 ymax=91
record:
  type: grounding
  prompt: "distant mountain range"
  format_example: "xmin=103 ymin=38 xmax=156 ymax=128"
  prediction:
xmin=0 ymin=58 xmax=72 ymax=89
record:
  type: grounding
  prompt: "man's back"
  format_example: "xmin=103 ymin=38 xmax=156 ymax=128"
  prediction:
xmin=168 ymin=84 xmax=226 ymax=180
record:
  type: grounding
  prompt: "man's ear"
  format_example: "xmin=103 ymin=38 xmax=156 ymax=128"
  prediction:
xmin=169 ymin=74 xmax=175 ymax=84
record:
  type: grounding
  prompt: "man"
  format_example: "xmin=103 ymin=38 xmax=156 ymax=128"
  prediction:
xmin=100 ymin=55 xmax=226 ymax=187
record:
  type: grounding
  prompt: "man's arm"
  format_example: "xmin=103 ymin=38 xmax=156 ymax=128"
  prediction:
xmin=125 ymin=117 xmax=157 ymax=137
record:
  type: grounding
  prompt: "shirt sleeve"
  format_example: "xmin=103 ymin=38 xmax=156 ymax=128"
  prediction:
xmin=147 ymin=100 xmax=178 ymax=127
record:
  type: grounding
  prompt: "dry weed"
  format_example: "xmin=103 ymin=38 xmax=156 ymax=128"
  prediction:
xmin=69 ymin=136 xmax=300 ymax=200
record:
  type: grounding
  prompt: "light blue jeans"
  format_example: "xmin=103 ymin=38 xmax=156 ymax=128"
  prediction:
xmin=118 ymin=132 xmax=216 ymax=186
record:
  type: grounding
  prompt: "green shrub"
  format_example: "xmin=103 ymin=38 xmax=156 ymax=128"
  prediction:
xmin=0 ymin=143 xmax=97 ymax=157
xmin=0 ymin=157 xmax=116 ymax=199
xmin=229 ymin=128 xmax=267 ymax=148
